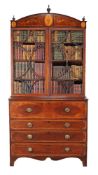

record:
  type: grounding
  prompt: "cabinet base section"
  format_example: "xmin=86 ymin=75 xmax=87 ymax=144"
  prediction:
xmin=10 ymin=155 xmax=87 ymax=166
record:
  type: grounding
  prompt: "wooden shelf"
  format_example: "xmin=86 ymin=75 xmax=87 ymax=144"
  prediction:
xmin=14 ymin=78 xmax=45 ymax=82
xmin=52 ymin=42 xmax=83 ymax=46
xmin=52 ymin=60 xmax=82 ymax=65
xmin=14 ymin=60 xmax=45 ymax=63
xmin=52 ymin=78 xmax=82 ymax=83
xmin=14 ymin=41 xmax=45 ymax=45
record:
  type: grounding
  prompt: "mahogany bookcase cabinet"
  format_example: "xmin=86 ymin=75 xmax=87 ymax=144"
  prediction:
xmin=9 ymin=7 xmax=88 ymax=166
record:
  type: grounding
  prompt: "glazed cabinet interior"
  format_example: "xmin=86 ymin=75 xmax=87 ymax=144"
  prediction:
xmin=12 ymin=28 xmax=84 ymax=96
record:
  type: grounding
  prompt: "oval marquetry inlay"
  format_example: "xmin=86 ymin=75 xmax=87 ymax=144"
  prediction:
xmin=81 ymin=21 xmax=86 ymax=28
xmin=11 ymin=21 xmax=16 ymax=27
xmin=44 ymin=14 xmax=53 ymax=26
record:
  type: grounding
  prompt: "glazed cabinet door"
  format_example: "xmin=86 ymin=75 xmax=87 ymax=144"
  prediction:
xmin=12 ymin=29 xmax=49 ymax=95
xmin=50 ymin=29 xmax=85 ymax=97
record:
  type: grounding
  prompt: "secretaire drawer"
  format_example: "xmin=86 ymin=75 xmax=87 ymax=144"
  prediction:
xmin=11 ymin=143 xmax=86 ymax=156
xmin=10 ymin=100 xmax=87 ymax=119
xmin=11 ymin=131 xmax=86 ymax=142
xmin=10 ymin=120 xmax=86 ymax=130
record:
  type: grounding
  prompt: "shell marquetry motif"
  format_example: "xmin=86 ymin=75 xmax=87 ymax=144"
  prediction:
xmin=44 ymin=14 xmax=53 ymax=26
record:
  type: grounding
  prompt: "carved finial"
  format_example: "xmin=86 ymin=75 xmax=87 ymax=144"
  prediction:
xmin=12 ymin=15 xmax=15 ymax=21
xmin=82 ymin=16 xmax=85 ymax=21
xmin=47 ymin=5 xmax=51 ymax=13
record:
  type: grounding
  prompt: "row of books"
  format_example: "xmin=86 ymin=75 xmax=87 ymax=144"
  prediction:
xmin=14 ymin=62 xmax=45 ymax=80
xmin=52 ymin=65 xmax=82 ymax=80
xmin=14 ymin=44 xmax=45 ymax=61
xmin=53 ymin=45 xmax=82 ymax=60
xmin=52 ymin=31 xmax=83 ymax=43
xmin=13 ymin=30 xmax=45 ymax=42
xmin=14 ymin=80 xmax=44 ymax=94
xmin=13 ymin=30 xmax=83 ymax=43
xmin=52 ymin=81 xmax=82 ymax=94
xmin=14 ymin=80 xmax=81 ymax=94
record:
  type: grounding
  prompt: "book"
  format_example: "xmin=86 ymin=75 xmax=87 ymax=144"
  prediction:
xmin=71 ymin=31 xmax=83 ymax=43
xmin=53 ymin=66 xmax=71 ymax=80
xmin=64 ymin=46 xmax=75 ymax=60
xmin=20 ymin=30 xmax=28 ymax=42
xmin=74 ymin=46 xmax=82 ymax=60
xmin=22 ymin=45 xmax=36 ymax=60
xmin=13 ymin=31 xmax=20 ymax=42
xmin=70 ymin=65 xmax=82 ymax=80
xmin=65 ymin=31 xmax=71 ymax=43
xmin=35 ymin=46 xmax=45 ymax=60
xmin=53 ymin=46 xmax=63 ymax=60
xmin=52 ymin=31 xmax=66 ymax=43
xmin=73 ymin=84 xmax=82 ymax=94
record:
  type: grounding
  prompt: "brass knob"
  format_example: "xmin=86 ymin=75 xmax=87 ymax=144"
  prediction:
xmin=27 ymin=134 xmax=33 ymax=140
xmin=64 ymin=107 xmax=70 ymax=112
xmin=64 ymin=134 xmax=70 ymax=140
xmin=27 ymin=122 xmax=33 ymax=128
xmin=27 ymin=147 xmax=33 ymax=152
xmin=65 ymin=147 xmax=70 ymax=152
xmin=64 ymin=122 xmax=70 ymax=128
xmin=26 ymin=107 xmax=32 ymax=113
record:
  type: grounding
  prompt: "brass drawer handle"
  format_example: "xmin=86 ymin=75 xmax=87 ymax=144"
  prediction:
xmin=64 ymin=107 xmax=70 ymax=113
xmin=27 ymin=122 xmax=33 ymax=128
xmin=26 ymin=107 xmax=32 ymax=113
xmin=65 ymin=134 xmax=70 ymax=140
xmin=64 ymin=122 xmax=70 ymax=128
xmin=27 ymin=147 xmax=33 ymax=152
xmin=65 ymin=147 xmax=70 ymax=152
xmin=27 ymin=134 xmax=33 ymax=140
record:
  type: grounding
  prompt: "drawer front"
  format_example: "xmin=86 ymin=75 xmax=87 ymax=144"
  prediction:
xmin=10 ymin=100 xmax=87 ymax=119
xmin=11 ymin=143 xmax=86 ymax=156
xmin=10 ymin=101 xmax=43 ymax=118
xmin=11 ymin=131 xmax=86 ymax=142
xmin=11 ymin=120 xmax=86 ymax=130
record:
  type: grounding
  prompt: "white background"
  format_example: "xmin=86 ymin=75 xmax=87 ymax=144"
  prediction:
xmin=0 ymin=0 xmax=97 ymax=174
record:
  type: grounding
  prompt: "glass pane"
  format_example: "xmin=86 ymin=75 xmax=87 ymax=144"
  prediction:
xmin=13 ymin=30 xmax=45 ymax=94
xmin=51 ymin=30 xmax=83 ymax=95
